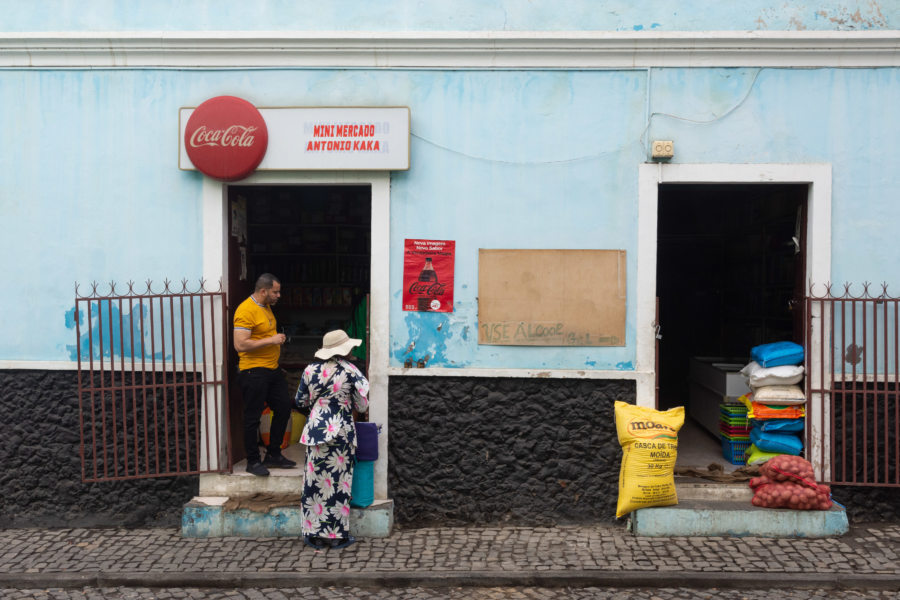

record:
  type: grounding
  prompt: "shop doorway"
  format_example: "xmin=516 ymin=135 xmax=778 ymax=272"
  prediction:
xmin=225 ymin=184 xmax=371 ymax=462
xmin=656 ymin=183 xmax=807 ymax=468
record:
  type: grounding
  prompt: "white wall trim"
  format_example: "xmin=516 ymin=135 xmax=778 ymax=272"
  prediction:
xmin=205 ymin=170 xmax=391 ymax=499
xmin=387 ymin=366 xmax=647 ymax=380
xmin=637 ymin=162 xmax=832 ymax=470
xmin=0 ymin=30 xmax=898 ymax=68
xmin=0 ymin=360 xmax=80 ymax=370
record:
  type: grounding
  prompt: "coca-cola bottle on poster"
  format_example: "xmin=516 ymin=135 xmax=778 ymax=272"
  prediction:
xmin=417 ymin=258 xmax=438 ymax=311
xmin=419 ymin=258 xmax=438 ymax=282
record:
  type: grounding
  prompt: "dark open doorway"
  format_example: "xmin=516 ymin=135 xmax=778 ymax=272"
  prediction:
xmin=225 ymin=185 xmax=372 ymax=462
xmin=656 ymin=184 xmax=807 ymax=466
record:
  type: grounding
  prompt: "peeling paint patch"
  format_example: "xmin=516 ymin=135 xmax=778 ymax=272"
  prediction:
xmin=768 ymin=5 xmax=886 ymax=31
xmin=632 ymin=24 xmax=644 ymax=31
xmin=585 ymin=360 xmax=597 ymax=367
xmin=535 ymin=371 xmax=551 ymax=378
xmin=616 ymin=361 xmax=635 ymax=371
xmin=65 ymin=302 xmax=171 ymax=363
xmin=394 ymin=312 xmax=452 ymax=367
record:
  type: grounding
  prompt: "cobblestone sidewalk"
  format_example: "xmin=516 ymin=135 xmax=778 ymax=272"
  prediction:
xmin=0 ymin=524 xmax=897 ymax=590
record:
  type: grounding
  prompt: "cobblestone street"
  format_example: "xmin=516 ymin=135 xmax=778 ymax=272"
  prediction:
xmin=2 ymin=525 xmax=898 ymax=576
xmin=1 ymin=524 xmax=898 ymax=598
xmin=2 ymin=587 xmax=899 ymax=599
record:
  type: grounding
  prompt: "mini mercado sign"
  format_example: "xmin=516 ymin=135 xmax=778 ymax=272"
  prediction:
xmin=180 ymin=106 xmax=410 ymax=173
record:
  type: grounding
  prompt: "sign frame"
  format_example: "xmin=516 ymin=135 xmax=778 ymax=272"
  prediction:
xmin=180 ymin=106 xmax=410 ymax=172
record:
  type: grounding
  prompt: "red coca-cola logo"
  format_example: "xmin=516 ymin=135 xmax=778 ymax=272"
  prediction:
xmin=189 ymin=125 xmax=258 ymax=148
xmin=408 ymin=282 xmax=446 ymax=296
xmin=184 ymin=96 xmax=268 ymax=181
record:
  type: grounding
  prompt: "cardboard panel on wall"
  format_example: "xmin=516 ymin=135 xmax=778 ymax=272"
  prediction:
xmin=478 ymin=249 xmax=626 ymax=346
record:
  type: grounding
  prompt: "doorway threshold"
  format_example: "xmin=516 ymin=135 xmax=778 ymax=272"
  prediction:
xmin=676 ymin=416 xmax=743 ymax=473
xmin=199 ymin=443 xmax=306 ymax=497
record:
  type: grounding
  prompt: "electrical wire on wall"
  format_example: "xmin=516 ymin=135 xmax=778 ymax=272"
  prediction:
xmin=408 ymin=67 xmax=765 ymax=166
xmin=640 ymin=67 xmax=764 ymax=158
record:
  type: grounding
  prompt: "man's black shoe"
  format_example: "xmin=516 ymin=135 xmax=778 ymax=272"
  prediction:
xmin=246 ymin=460 xmax=270 ymax=477
xmin=263 ymin=453 xmax=297 ymax=469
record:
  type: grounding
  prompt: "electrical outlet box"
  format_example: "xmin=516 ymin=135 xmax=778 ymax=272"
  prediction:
xmin=651 ymin=140 xmax=674 ymax=158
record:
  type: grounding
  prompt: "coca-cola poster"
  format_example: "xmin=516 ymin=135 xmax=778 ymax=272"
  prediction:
xmin=183 ymin=96 xmax=268 ymax=181
xmin=403 ymin=239 xmax=455 ymax=313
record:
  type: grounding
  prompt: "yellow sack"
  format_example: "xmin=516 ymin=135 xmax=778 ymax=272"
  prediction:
xmin=615 ymin=401 xmax=684 ymax=518
xmin=289 ymin=411 xmax=307 ymax=445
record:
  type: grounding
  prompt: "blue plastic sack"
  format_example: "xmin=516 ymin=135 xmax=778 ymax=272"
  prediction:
xmin=751 ymin=418 xmax=805 ymax=433
xmin=750 ymin=427 xmax=803 ymax=455
xmin=751 ymin=341 xmax=805 ymax=368
xmin=355 ymin=422 xmax=379 ymax=461
xmin=350 ymin=460 xmax=374 ymax=508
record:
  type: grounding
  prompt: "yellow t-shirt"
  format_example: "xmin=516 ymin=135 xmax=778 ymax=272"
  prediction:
xmin=234 ymin=295 xmax=279 ymax=370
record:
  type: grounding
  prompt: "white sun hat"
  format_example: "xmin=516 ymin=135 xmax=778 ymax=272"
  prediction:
xmin=314 ymin=329 xmax=362 ymax=360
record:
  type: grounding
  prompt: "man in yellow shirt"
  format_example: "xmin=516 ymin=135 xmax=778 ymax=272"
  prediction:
xmin=234 ymin=273 xmax=296 ymax=476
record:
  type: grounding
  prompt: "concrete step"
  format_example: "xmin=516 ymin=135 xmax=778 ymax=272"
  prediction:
xmin=182 ymin=496 xmax=394 ymax=538
xmin=629 ymin=496 xmax=848 ymax=538
xmin=189 ymin=445 xmax=394 ymax=539
xmin=675 ymin=477 xmax=754 ymax=502
xmin=199 ymin=444 xmax=307 ymax=497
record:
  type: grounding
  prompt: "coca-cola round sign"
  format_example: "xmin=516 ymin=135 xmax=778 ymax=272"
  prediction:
xmin=184 ymin=96 xmax=268 ymax=181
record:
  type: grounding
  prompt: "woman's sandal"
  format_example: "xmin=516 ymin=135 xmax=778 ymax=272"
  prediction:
xmin=330 ymin=535 xmax=357 ymax=549
xmin=303 ymin=535 xmax=326 ymax=550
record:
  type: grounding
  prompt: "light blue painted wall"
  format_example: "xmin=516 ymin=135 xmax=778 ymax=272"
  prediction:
xmin=2 ymin=65 xmax=900 ymax=365
xmin=0 ymin=0 xmax=896 ymax=32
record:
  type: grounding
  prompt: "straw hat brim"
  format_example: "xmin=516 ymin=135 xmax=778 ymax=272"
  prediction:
xmin=314 ymin=336 xmax=362 ymax=360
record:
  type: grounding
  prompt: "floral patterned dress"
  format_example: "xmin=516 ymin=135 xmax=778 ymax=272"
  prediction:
xmin=294 ymin=358 xmax=369 ymax=541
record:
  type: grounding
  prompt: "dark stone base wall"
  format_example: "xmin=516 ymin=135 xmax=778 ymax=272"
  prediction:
xmin=387 ymin=376 xmax=635 ymax=526
xmin=0 ymin=370 xmax=197 ymax=528
xmin=2 ymin=369 xmax=895 ymax=529
xmin=386 ymin=375 xmax=900 ymax=527
xmin=832 ymin=487 xmax=900 ymax=524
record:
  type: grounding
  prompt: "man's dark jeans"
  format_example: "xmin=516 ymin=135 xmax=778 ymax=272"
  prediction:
xmin=238 ymin=367 xmax=291 ymax=463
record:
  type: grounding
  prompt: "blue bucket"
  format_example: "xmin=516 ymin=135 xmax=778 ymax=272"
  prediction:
xmin=350 ymin=460 xmax=375 ymax=508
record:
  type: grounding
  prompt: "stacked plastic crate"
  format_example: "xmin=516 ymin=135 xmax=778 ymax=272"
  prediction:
xmin=719 ymin=402 xmax=751 ymax=465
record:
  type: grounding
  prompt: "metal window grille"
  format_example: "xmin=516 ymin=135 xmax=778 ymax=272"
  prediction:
xmin=806 ymin=283 xmax=900 ymax=487
xmin=74 ymin=279 xmax=231 ymax=482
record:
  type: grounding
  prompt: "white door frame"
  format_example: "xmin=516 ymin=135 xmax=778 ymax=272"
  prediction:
xmin=201 ymin=170 xmax=391 ymax=499
xmin=637 ymin=163 xmax=832 ymax=477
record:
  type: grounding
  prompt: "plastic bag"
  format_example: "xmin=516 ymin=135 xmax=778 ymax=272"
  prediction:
xmin=749 ymin=427 xmax=803 ymax=455
xmin=614 ymin=401 xmax=684 ymax=518
xmin=739 ymin=394 xmax=806 ymax=420
xmin=752 ymin=418 xmax=805 ymax=433
xmin=751 ymin=341 xmax=804 ymax=368
xmin=744 ymin=443 xmax=783 ymax=465
xmin=259 ymin=407 xmax=292 ymax=449
xmin=289 ymin=411 xmax=307 ymax=445
xmin=740 ymin=361 xmax=804 ymax=387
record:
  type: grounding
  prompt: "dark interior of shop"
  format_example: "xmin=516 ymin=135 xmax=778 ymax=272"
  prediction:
xmin=226 ymin=184 xmax=371 ymax=459
xmin=656 ymin=183 xmax=807 ymax=468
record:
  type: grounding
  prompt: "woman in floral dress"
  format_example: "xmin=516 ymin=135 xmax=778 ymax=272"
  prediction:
xmin=294 ymin=329 xmax=369 ymax=550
